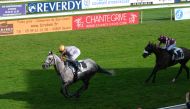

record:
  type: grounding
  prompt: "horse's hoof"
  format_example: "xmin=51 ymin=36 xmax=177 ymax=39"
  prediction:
xmin=172 ymin=78 xmax=176 ymax=83
xmin=60 ymin=89 xmax=69 ymax=98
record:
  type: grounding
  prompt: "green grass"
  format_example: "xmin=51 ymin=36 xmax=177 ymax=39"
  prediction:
xmin=0 ymin=9 xmax=190 ymax=109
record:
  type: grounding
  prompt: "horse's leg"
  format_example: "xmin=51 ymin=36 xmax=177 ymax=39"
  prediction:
xmin=82 ymin=79 xmax=89 ymax=90
xmin=73 ymin=79 xmax=89 ymax=98
xmin=152 ymin=71 xmax=157 ymax=83
xmin=172 ymin=65 xmax=183 ymax=82
xmin=60 ymin=84 xmax=68 ymax=98
xmin=183 ymin=65 xmax=190 ymax=80
xmin=60 ymin=82 xmax=73 ymax=98
xmin=145 ymin=66 xmax=158 ymax=83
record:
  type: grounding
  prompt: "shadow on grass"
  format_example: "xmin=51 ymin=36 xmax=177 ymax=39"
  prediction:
xmin=0 ymin=67 xmax=189 ymax=109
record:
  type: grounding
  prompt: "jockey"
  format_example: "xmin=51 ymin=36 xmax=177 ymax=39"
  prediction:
xmin=158 ymin=35 xmax=178 ymax=57
xmin=59 ymin=45 xmax=81 ymax=80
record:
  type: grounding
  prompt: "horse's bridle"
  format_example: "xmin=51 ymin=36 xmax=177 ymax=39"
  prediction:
xmin=45 ymin=54 xmax=55 ymax=66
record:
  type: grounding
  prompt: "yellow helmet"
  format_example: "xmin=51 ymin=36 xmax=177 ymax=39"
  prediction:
xmin=59 ymin=45 xmax=65 ymax=52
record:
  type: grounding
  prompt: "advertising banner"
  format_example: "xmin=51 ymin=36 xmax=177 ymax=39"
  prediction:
xmin=72 ymin=12 xmax=139 ymax=30
xmin=0 ymin=16 xmax=72 ymax=36
xmin=0 ymin=4 xmax=26 ymax=17
xmin=175 ymin=8 xmax=190 ymax=20
xmin=28 ymin=0 xmax=82 ymax=13
xmin=82 ymin=0 xmax=130 ymax=9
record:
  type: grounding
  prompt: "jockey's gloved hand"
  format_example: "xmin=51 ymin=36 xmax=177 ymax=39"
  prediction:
xmin=65 ymin=58 xmax=74 ymax=62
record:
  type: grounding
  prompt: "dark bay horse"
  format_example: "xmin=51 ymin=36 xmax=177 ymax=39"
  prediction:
xmin=42 ymin=51 xmax=114 ymax=98
xmin=142 ymin=42 xmax=190 ymax=83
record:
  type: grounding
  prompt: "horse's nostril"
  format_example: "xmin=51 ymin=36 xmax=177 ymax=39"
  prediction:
xmin=142 ymin=53 xmax=147 ymax=58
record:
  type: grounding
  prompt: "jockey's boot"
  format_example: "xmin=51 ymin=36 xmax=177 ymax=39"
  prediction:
xmin=177 ymin=50 xmax=182 ymax=59
xmin=168 ymin=50 xmax=173 ymax=56
xmin=173 ymin=51 xmax=178 ymax=59
xmin=169 ymin=49 xmax=178 ymax=60
xmin=67 ymin=60 xmax=79 ymax=81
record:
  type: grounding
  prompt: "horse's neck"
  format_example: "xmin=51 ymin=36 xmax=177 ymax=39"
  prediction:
xmin=152 ymin=45 xmax=170 ymax=62
xmin=53 ymin=54 xmax=65 ymax=72
xmin=152 ymin=45 xmax=163 ymax=58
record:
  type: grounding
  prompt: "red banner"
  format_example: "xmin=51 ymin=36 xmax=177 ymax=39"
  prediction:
xmin=72 ymin=12 xmax=139 ymax=30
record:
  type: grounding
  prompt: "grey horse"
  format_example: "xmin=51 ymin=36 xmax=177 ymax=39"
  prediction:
xmin=42 ymin=51 xmax=113 ymax=98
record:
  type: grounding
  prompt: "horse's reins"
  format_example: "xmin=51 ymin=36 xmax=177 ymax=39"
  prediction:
xmin=45 ymin=54 xmax=55 ymax=66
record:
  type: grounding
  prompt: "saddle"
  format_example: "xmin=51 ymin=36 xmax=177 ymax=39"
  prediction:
xmin=170 ymin=47 xmax=184 ymax=61
xmin=66 ymin=60 xmax=87 ymax=81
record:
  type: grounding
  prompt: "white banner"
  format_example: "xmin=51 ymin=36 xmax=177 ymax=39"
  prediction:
xmin=175 ymin=8 xmax=190 ymax=20
xmin=153 ymin=0 xmax=174 ymax=4
xmin=82 ymin=0 xmax=130 ymax=9
xmin=130 ymin=0 xmax=174 ymax=5
xmin=82 ymin=0 xmax=174 ymax=9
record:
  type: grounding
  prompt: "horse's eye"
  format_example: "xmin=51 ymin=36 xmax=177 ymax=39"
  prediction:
xmin=48 ymin=58 xmax=51 ymax=61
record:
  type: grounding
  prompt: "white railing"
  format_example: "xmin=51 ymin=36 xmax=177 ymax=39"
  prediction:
xmin=0 ymin=3 xmax=190 ymax=21
xmin=158 ymin=103 xmax=186 ymax=109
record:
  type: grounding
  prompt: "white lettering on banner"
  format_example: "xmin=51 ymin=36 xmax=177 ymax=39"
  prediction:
xmin=68 ymin=1 xmax=75 ymax=10
xmin=37 ymin=3 xmax=43 ymax=12
xmin=75 ymin=1 xmax=81 ymax=10
xmin=86 ymin=13 xmax=128 ymax=23
xmin=55 ymin=2 xmax=61 ymax=11
xmin=129 ymin=14 xmax=137 ymax=23
xmin=62 ymin=2 xmax=67 ymax=10
xmin=72 ymin=12 xmax=139 ymax=30
xmin=43 ymin=3 xmax=48 ymax=12
xmin=29 ymin=1 xmax=82 ymax=13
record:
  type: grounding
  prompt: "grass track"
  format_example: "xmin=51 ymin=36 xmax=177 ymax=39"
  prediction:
xmin=0 ymin=9 xmax=190 ymax=109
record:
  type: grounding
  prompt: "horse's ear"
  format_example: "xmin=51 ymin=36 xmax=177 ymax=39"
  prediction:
xmin=48 ymin=51 xmax=53 ymax=55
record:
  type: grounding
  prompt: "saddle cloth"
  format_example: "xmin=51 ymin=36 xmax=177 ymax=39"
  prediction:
xmin=69 ymin=60 xmax=87 ymax=74
xmin=172 ymin=47 xmax=184 ymax=61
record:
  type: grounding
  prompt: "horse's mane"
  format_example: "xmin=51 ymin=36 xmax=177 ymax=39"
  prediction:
xmin=149 ymin=42 xmax=168 ymax=54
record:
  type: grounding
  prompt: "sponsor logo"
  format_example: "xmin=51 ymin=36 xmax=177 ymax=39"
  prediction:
xmin=28 ymin=0 xmax=82 ymax=13
xmin=83 ymin=0 xmax=90 ymax=7
xmin=0 ymin=22 xmax=13 ymax=35
xmin=73 ymin=12 xmax=139 ymax=30
xmin=74 ymin=17 xmax=84 ymax=28
xmin=28 ymin=3 xmax=37 ymax=13
xmin=175 ymin=9 xmax=183 ymax=19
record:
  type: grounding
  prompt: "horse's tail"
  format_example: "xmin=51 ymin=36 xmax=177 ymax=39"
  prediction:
xmin=97 ymin=65 xmax=115 ymax=76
